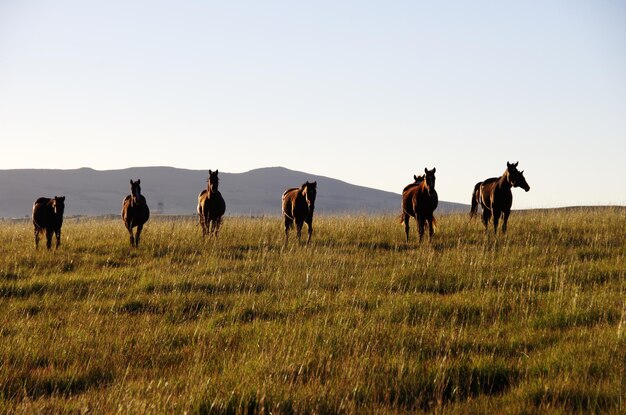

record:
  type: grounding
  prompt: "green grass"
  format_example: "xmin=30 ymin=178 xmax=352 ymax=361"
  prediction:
xmin=0 ymin=208 xmax=624 ymax=413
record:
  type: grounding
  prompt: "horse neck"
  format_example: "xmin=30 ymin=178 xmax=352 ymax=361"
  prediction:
xmin=298 ymin=187 xmax=306 ymax=199
xmin=131 ymin=195 xmax=144 ymax=207
xmin=498 ymin=171 xmax=512 ymax=190
xmin=297 ymin=189 xmax=312 ymax=210
xmin=49 ymin=206 xmax=62 ymax=225
xmin=208 ymin=182 xmax=218 ymax=196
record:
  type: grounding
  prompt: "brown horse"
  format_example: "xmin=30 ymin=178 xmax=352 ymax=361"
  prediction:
xmin=197 ymin=169 xmax=226 ymax=237
xmin=401 ymin=168 xmax=438 ymax=242
xmin=470 ymin=161 xmax=530 ymax=233
xmin=32 ymin=196 xmax=65 ymax=249
xmin=282 ymin=181 xmax=317 ymax=244
xmin=122 ymin=179 xmax=150 ymax=246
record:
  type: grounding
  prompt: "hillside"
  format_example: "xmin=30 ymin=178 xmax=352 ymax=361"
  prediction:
xmin=0 ymin=166 xmax=467 ymax=218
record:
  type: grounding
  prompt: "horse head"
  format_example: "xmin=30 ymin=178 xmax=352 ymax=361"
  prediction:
xmin=506 ymin=162 xmax=530 ymax=192
xmin=130 ymin=179 xmax=142 ymax=204
xmin=302 ymin=181 xmax=317 ymax=211
xmin=423 ymin=168 xmax=436 ymax=196
xmin=208 ymin=169 xmax=219 ymax=193
xmin=413 ymin=174 xmax=424 ymax=184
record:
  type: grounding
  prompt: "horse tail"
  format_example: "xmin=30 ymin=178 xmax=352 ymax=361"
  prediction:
xmin=399 ymin=212 xmax=405 ymax=224
xmin=470 ymin=182 xmax=481 ymax=219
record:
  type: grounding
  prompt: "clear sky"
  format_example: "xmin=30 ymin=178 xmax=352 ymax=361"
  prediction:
xmin=1 ymin=1 xmax=625 ymax=208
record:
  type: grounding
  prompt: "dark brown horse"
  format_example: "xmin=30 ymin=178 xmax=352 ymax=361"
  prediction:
xmin=470 ymin=161 xmax=530 ymax=233
xmin=282 ymin=181 xmax=317 ymax=244
xmin=122 ymin=179 xmax=150 ymax=246
xmin=32 ymin=196 xmax=65 ymax=249
xmin=401 ymin=168 xmax=438 ymax=242
xmin=197 ymin=169 xmax=226 ymax=237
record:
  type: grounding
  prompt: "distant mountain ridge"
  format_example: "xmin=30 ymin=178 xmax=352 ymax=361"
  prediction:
xmin=0 ymin=166 xmax=468 ymax=218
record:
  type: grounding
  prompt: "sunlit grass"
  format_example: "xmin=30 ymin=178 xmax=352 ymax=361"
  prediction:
xmin=0 ymin=208 xmax=624 ymax=413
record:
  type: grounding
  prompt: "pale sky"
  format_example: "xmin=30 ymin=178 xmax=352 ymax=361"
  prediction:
xmin=1 ymin=1 xmax=625 ymax=208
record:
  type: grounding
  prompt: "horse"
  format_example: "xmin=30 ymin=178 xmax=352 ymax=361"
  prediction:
xmin=121 ymin=179 xmax=150 ymax=246
xmin=282 ymin=181 xmax=317 ymax=244
xmin=32 ymin=196 xmax=65 ymax=250
xmin=401 ymin=168 xmax=438 ymax=242
xmin=470 ymin=161 xmax=530 ymax=234
xmin=197 ymin=169 xmax=226 ymax=237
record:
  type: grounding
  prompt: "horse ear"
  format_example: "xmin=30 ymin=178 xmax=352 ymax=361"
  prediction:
xmin=61 ymin=196 xmax=65 ymax=201
xmin=215 ymin=169 xmax=218 ymax=175
xmin=209 ymin=169 xmax=212 ymax=174
xmin=521 ymin=170 xmax=524 ymax=174
xmin=424 ymin=168 xmax=428 ymax=174
xmin=507 ymin=161 xmax=511 ymax=168
xmin=432 ymin=167 xmax=436 ymax=173
xmin=137 ymin=179 xmax=140 ymax=185
xmin=414 ymin=174 xmax=418 ymax=181
xmin=130 ymin=179 xmax=133 ymax=185
xmin=514 ymin=161 xmax=519 ymax=167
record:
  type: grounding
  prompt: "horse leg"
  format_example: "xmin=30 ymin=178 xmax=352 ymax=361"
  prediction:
xmin=135 ymin=224 xmax=143 ymax=247
xmin=34 ymin=228 xmax=40 ymax=249
xmin=493 ymin=210 xmax=501 ymax=234
xmin=481 ymin=209 xmax=491 ymax=231
xmin=305 ymin=217 xmax=313 ymax=244
xmin=428 ymin=215 xmax=434 ymax=241
xmin=126 ymin=223 xmax=135 ymax=246
xmin=198 ymin=208 xmax=206 ymax=236
xmin=203 ymin=214 xmax=210 ymax=237
xmin=284 ymin=216 xmax=292 ymax=243
xmin=46 ymin=228 xmax=53 ymax=250
xmin=418 ymin=216 xmax=425 ymax=243
xmin=296 ymin=219 xmax=304 ymax=243
xmin=502 ymin=209 xmax=511 ymax=234
xmin=55 ymin=228 xmax=61 ymax=249
xmin=403 ymin=213 xmax=410 ymax=242
xmin=214 ymin=218 xmax=221 ymax=237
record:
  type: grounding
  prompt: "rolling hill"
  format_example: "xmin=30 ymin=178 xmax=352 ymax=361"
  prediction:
xmin=0 ymin=166 xmax=467 ymax=218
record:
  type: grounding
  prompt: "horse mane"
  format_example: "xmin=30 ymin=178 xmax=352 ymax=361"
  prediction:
xmin=483 ymin=177 xmax=499 ymax=185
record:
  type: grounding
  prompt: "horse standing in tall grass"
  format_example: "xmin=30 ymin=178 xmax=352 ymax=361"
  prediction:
xmin=282 ymin=181 xmax=317 ymax=244
xmin=401 ymin=168 xmax=438 ymax=242
xmin=122 ymin=179 xmax=150 ymax=246
xmin=470 ymin=161 xmax=530 ymax=234
xmin=197 ymin=169 xmax=226 ymax=237
xmin=32 ymin=196 xmax=65 ymax=250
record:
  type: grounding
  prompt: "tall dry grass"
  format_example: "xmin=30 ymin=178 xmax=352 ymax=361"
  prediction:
xmin=0 ymin=208 xmax=624 ymax=413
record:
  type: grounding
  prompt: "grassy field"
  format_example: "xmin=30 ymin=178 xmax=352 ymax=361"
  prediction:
xmin=0 ymin=208 xmax=624 ymax=414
